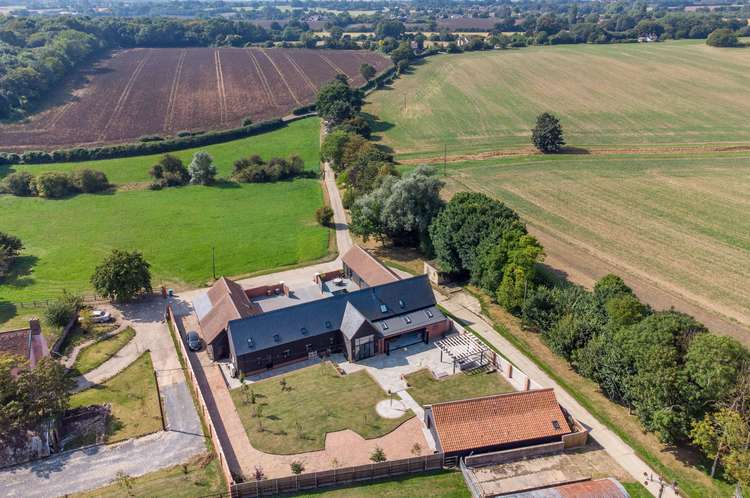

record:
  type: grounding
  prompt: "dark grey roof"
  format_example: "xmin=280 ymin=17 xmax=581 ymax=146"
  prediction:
xmin=376 ymin=305 xmax=446 ymax=338
xmin=228 ymin=275 xmax=437 ymax=356
xmin=341 ymin=302 xmax=368 ymax=340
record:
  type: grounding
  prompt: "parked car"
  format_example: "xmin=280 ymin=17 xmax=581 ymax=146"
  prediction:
xmin=79 ymin=309 xmax=112 ymax=324
xmin=187 ymin=331 xmax=202 ymax=351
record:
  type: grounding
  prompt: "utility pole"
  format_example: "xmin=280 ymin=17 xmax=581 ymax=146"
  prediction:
xmin=643 ymin=472 xmax=679 ymax=497
xmin=212 ymin=246 xmax=216 ymax=280
xmin=443 ymin=144 xmax=447 ymax=177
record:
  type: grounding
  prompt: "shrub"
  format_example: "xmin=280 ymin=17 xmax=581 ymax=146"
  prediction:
xmin=290 ymin=461 xmax=305 ymax=475
xmin=150 ymin=154 xmax=189 ymax=189
xmin=341 ymin=188 xmax=356 ymax=209
xmin=242 ymin=117 xmax=253 ymax=127
xmin=316 ymin=206 xmax=334 ymax=226
xmin=233 ymin=155 xmax=305 ymax=183
xmin=70 ymin=169 xmax=110 ymax=193
xmin=35 ymin=171 xmax=75 ymax=198
xmin=370 ymin=446 xmax=386 ymax=462
xmin=45 ymin=295 xmax=79 ymax=328
xmin=139 ymin=135 xmax=164 ymax=142
xmin=706 ymin=28 xmax=740 ymax=47
xmin=2 ymin=171 xmax=35 ymax=196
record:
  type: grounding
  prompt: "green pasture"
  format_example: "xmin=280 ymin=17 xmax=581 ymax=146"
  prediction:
xmin=0 ymin=118 xmax=329 ymax=314
xmin=365 ymin=40 xmax=750 ymax=158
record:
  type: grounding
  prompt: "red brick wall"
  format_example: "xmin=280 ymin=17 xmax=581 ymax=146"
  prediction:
xmin=426 ymin=319 xmax=450 ymax=341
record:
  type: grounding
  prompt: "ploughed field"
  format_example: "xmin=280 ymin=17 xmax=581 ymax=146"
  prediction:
xmin=366 ymin=40 xmax=750 ymax=159
xmin=0 ymin=48 xmax=390 ymax=151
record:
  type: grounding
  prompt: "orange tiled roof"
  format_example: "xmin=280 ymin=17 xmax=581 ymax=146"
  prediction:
xmin=429 ymin=388 xmax=572 ymax=454
xmin=342 ymin=245 xmax=399 ymax=287
xmin=0 ymin=329 xmax=30 ymax=361
xmin=200 ymin=277 xmax=258 ymax=343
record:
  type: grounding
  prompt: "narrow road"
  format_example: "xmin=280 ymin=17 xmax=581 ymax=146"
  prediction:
xmin=0 ymin=299 xmax=205 ymax=498
xmin=439 ymin=291 xmax=675 ymax=498
xmin=324 ymin=160 xmax=352 ymax=255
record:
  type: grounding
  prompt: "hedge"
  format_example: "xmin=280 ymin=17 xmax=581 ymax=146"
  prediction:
xmin=0 ymin=118 xmax=286 ymax=165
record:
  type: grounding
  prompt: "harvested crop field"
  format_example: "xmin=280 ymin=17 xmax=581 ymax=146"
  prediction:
xmin=446 ymin=151 xmax=750 ymax=343
xmin=0 ymin=47 xmax=390 ymax=151
xmin=366 ymin=40 xmax=750 ymax=160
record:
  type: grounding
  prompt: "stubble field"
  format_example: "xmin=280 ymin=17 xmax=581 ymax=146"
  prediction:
xmin=0 ymin=47 xmax=390 ymax=151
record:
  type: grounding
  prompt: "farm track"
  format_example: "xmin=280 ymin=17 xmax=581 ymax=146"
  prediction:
xmin=318 ymin=53 xmax=346 ymax=75
xmin=163 ymin=50 xmax=187 ymax=133
xmin=99 ymin=49 xmax=152 ymax=141
xmin=0 ymin=48 xmax=391 ymax=150
xmin=245 ymin=48 xmax=276 ymax=107
xmin=259 ymin=49 xmax=302 ymax=106
xmin=214 ymin=49 xmax=228 ymax=126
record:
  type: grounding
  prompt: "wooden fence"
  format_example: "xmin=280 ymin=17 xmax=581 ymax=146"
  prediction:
xmin=166 ymin=304 xmax=236 ymax=494
xmin=231 ymin=453 xmax=444 ymax=498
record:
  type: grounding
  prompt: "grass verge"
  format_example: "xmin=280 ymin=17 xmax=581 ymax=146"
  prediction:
xmin=295 ymin=469 xmax=469 ymax=497
xmin=405 ymin=369 xmax=513 ymax=406
xmin=70 ymin=327 xmax=136 ymax=376
xmin=230 ymin=362 xmax=412 ymax=454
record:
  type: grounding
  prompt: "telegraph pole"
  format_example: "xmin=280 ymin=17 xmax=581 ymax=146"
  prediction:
xmin=212 ymin=246 xmax=216 ymax=280
xmin=443 ymin=144 xmax=447 ymax=177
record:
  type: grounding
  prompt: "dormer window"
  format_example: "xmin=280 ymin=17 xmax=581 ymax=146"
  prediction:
xmin=380 ymin=304 xmax=388 ymax=313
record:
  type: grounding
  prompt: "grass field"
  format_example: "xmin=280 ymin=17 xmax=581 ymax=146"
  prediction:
xmin=445 ymin=151 xmax=750 ymax=330
xmin=366 ymin=40 xmax=750 ymax=159
xmin=0 ymin=118 xmax=329 ymax=312
xmin=68 ymin=352 xmax=162 ymax=445
xmin=296 ymin=470 xmax=469 ymax=497
xmin=71 ymin=327 xmax=136 ymax=376
xmin=405 ymin=369 xmax=513 ymax=406
xmin=229 ymin=362 xmax=412 ymax=454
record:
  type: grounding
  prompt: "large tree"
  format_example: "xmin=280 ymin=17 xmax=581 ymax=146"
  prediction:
xmin=188 ymin=151 xmax=217 ymax=185
xmin=531 ymin=112 xmax=565 ymax=153
xmin=91 ymin=249 xmax=152 ymax=302
xmin=315 ymin=79 xmax=363 ymax=126
xmin=0 ymin=231 xmax=23 ymax=279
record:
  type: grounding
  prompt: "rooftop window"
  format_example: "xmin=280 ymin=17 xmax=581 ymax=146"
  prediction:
xmin=552 ymin=420 xmax=561 ymax=430
xmin=381 ymin=322 xmax=389 ymax=330
xmin=273 ymin=334 xmax=281 ymax=343
xmin=301 ymin=327 xmax=308 ymax=335
xmin=325 ymin=320 xmax=332 ymax=329
xmin=403 ymin=315 xmax=412 ymax=324
xmin=247 ymin=337 xmax=255 ymax=348
xmin=425 ymin=309 xmax=434 ymax=318
xmin=398 ymin=299 xmax=405 ymax=308
xmin=380 ymin=304 xmax=389 ymax=313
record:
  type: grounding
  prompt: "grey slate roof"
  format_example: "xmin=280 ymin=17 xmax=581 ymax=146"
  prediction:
xmin=228 ymin=274 xmax=439 ymax=356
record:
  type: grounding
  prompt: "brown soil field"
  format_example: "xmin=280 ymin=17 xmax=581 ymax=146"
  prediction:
xmin=0 ymin=47 xmax=390 ymax=151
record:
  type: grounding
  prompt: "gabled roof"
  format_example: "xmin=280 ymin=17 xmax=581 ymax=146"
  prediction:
xmin=0 ymin=329 xmax=31 ymax=362
xmin=340 ymin=301 xmax=372 ymax=340
xmin=342 ymin=245 xmax=399 ymax=287
xmin=428 ymin=389 xmax=572 ymax=454
xmin=197 ymin=277 xmax=258 ymax=344
xmin=228 ymin=274 xmax=437 ymax=355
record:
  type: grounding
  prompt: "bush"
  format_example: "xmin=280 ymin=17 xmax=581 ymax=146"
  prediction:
xmin=70 ymin=169 xmax=110 ymax=193
xmin=139 ymin=135 xmax=164 ymax=142
xmin=44 ymin=297 xmax=78 ymax=328
xmin=2 ymin=171 xmax=35 ymax=196
xmin=316 ymin=206 xmax=334 ymax=226
xmin=341 ymin=188 xmax=356 ymax=209
xmin=706 ymin=28 xmax=740 ymax=47
xmin=150 ymin=154 xmax=190 ymax=189
xmin=188 ymin=151 xmax=217 ymax=185
xmin=233 ymin=155 xmax=305 ymax=183
xmin=242 ymin=117 xmax=253 ymax=127
xmin=35 ymin=171 xmax=75 ymax=198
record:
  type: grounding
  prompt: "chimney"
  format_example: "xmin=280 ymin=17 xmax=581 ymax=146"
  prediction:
xmin=29 ymin=318 xmax=42 ymax=336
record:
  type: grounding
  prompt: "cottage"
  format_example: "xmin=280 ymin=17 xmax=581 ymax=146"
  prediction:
xmin=0 ymin=318 xmax=49 ymax=371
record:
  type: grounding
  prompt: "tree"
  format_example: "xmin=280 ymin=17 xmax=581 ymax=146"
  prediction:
xmin=91 ymin=249 xmax=152 ymax=302
xmin=1 ymin=171 xmax=35 ymax=196
xmin=316 ymin=79 xmax=363 ymax=126
xmin=685 ymin=334 xmax=748 ymax=409
xmin=188 ymin=151 xmax=217 ymax=185
xmin=532 ymin=112 xmax=565 ymax=153
xmin=691 ymin=408 xmax=749 ymax=479
xmin=316 ymin=206 xmax=334 ymax=227
xmin=35 ymin=171 xmax=74 ymax=198
xmin=375 ymin=20 xmax=406 ymax=40
xmin=495 ymin=234 xmax=544 ymax=312
xmin=44 ymin=291 xmax=81 ymax=328
xmin=70 ymin=169 xmax=110 ymax=194
xmin=321 ymin=129 xmax=354 ymax=171
xmin=593 ymin=274 xmax=634 ymax=305
xmin=359 ymin=63 xmax=376 ymax=81
xmin=149 ymin=154 xmax=190 ymax=189
xmin=706 ymin=28 xmax=740 ymax=47
xmin=429 ymin=192 xmax=523 ymax=276
xmin=0 ymin=231 xmax=23 ymax=279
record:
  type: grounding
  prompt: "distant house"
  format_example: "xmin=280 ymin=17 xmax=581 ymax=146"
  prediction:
xmin=424 ymin=389 xmax=574 ymax=458
xmin=0 ymin=318 xmax=49 ymax=372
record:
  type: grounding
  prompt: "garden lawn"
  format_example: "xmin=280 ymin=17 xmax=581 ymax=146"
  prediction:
xmin=71 ymin=327 xmax=136 ymax=376
xmin=0 ymin=118 xmax=329 ymax=308
xmin=59 ymin=319 xmax=118 ymax=357
xmin=365 ymin=40 xmax=750 ymax=159
xmin=405 ymin=369 xmax=513 ymax=406
xmin=296 ymin=470 xmax=469 ymax=497
xmin=68 ymin=352 xmax=162 ymax=445
xmin=230 ymin=362 xmax=412 ymax=454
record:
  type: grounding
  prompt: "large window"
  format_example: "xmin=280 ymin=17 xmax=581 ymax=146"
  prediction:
xmin=354 ymin=334 xmax=375 ymax=360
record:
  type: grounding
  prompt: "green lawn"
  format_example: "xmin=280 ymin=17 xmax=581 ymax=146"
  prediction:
xmin=405 ymin=369 xmax=513 ymax=406
xmin=229 ymin=362 xmax=413 ymax=454
xmin=446 ymin=151 xmax=750 ymax=331
xmin=59 ymin=318 xmax=118 ymax=357
xmin=0 ymin=118 xmax=330 ymax=310
xmin=366 ymin=40 xmax=750 ymax=159
xmin=72 ymin=454 xmax=225 ymax=498
xmin=70 ymin=327 xmax=136 ymax=376
xmin=68 ymin=352 xmax=162 ymax=446
xmin=296 ymin=470 xmax=469 ymax=498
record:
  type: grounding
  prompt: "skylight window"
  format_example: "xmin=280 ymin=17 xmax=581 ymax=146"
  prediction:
xmin=325 ymin=320 xmax=332 ymax=328
xmin=425 ymin=309 xmax=434 ymax=318
xmin=380 ymin=304 xmax=388 ymax=313
xmin=552 ymin=420 xmax=561 ymax=430
xmin=273 ymin=334 xmax=281 ymax=343
xmin=403 ymin=315 xmax=412 ymax=324
xmin=381 ymin=322 xmax=389 ymax=330
xmin=301 ymin=327 xmax=308 ymax=335
xmin=398 ymin=299 xmax=405 ymax=308
xmin=247 ymin=337 xmax=255 ymax=348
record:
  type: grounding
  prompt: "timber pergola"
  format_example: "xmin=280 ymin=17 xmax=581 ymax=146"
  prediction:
xmin=435 ymin=334 xmax=492 ymax=374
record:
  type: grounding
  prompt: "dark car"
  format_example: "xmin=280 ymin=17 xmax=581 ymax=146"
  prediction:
xmin=187 ymin=331 xmax=202 ymax=351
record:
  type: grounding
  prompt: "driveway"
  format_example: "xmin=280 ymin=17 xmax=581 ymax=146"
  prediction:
xmin=0 ymin=298 xmax=205 ymax=498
